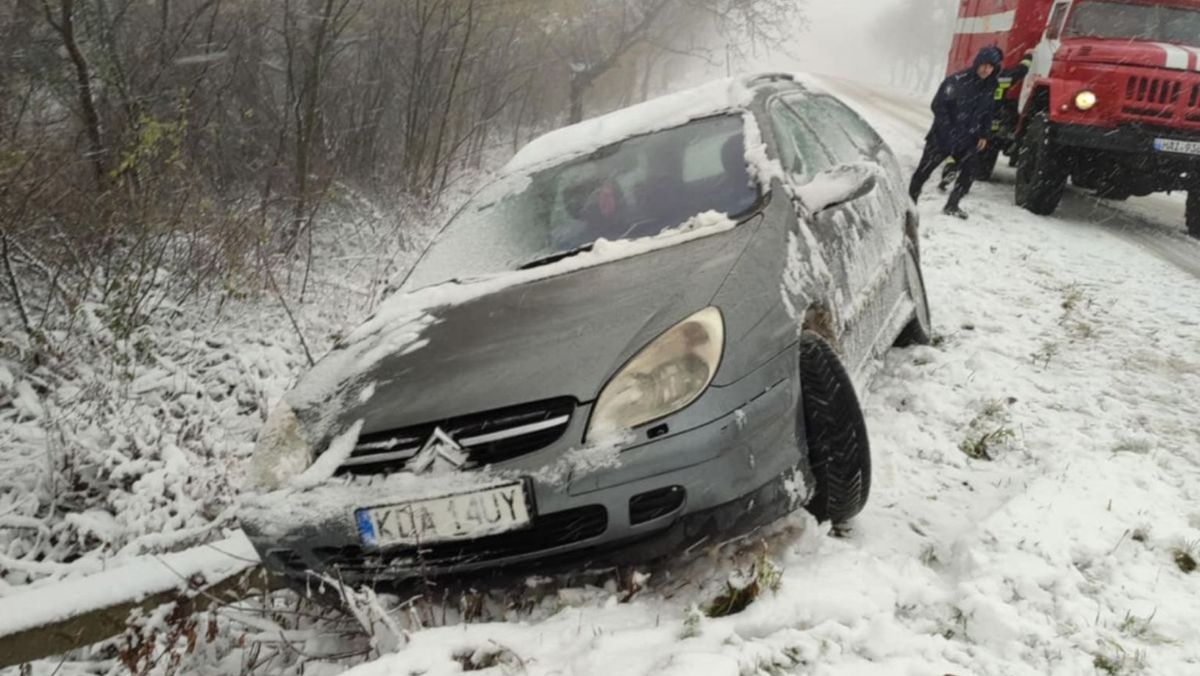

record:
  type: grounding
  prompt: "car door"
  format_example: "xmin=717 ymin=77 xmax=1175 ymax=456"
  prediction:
xmin=1021 ymin=0 xmax=1072 ymax=114
xmin=773 ymin=93 xmax=896 ymax=379
xmin=765 ymin=96 xmax=872 ymax=371
xmin=791 ymin=94 xmax=913 ymax=368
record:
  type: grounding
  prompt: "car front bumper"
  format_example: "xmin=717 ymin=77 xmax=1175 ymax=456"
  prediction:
xmin=242 ymin=350 xmax=804 ymax=590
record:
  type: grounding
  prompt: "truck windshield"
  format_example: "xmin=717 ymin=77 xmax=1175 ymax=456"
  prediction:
xmin=1065 ymin=1 xmax=1200 ymax=46
xmin=402 ymin=115 xmax=758 ymax=291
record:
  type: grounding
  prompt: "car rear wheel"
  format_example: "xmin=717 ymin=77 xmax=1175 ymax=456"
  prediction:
xmin=798 ymin=333 xmax=871 ymax=526
xmin=1015 ymin=112 xmax=1067 ymax=216
xmin=1188 ymin=191 xmax=1200 ymax=240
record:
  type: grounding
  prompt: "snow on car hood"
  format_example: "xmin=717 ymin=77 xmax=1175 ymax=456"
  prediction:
xmin=281 ymin=212 xmax=745 ymax=451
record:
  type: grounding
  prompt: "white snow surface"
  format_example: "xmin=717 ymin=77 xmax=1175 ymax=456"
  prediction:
xmin=334 ymin=78 xmax=1200 ymax=676
xmin=0 ymin=531 xmax=256 ymax=638
xmin=504 ymin=78 xmax=753 ymax=174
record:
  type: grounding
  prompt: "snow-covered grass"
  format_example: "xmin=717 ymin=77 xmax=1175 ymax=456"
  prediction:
xmin=0 ymin=189 xmax=444 ymax=595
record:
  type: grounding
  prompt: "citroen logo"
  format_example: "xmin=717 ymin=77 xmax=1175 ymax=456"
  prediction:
xmin=409 ymin=427 xmax=469 ymax=474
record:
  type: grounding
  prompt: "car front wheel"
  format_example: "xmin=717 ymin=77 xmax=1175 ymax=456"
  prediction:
xmin=798 ymin=333 xmax=871 ymax=526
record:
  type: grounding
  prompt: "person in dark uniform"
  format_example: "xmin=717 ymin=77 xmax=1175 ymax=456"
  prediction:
xmin=938 ymin=51 xmax=1034 ymax=191
xmin=908 ymin=46 xmax=1004 ymax=219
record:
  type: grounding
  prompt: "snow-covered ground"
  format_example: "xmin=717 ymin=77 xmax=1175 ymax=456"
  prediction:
xmin=5 ymin=79 xmax=1200 ymax=675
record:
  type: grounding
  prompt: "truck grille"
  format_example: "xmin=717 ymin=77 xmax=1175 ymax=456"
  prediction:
xmin=312 ymin=505 xmax=608 ymax=571
xmin=1119 ymin=75 xmax=1200 ymax=126
xmin=1125 ymin=76 xmax=1182 ymax=105
xmin=339 ymin=398 xmax=575 ymax=474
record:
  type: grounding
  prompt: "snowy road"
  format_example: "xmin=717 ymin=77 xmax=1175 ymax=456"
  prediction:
xmin=333 ymin=79 xmax=1200 ymax=676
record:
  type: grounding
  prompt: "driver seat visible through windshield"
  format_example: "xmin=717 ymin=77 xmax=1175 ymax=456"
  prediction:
xmin=554 ymin=115 xmax=758 ymax=250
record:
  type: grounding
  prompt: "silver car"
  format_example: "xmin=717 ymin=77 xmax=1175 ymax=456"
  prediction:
xmin=241 ymin=74 xmax=931 ymax=592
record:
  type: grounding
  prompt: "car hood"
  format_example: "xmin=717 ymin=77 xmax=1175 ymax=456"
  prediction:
xmin=1058 ymin=38 xmax=1200 ymax=71
xmin=285 ymin=218 xmax=759 ymax=443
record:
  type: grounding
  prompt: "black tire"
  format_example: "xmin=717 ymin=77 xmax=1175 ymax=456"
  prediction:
xmin=1015 ymin=112 xmax=1068 ymax=216
xmin=976 ymin=146 xmax=1000 ymax=182
xmin=798 ymin=333 xmax=871 ymax=525
xmin=1188 ymin=191 xmax=1200 ymax=240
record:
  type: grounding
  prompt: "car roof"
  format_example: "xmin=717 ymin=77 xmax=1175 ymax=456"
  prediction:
xmin=502 ymin=73 xmax=805 ymax=175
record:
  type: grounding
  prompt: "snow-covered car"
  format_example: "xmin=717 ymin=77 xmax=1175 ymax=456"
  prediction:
xmin=241 ymin=73 xmax=931 ymax=593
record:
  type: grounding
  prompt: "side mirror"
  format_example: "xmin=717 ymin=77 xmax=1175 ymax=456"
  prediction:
xmin=795 ymin=162 xmax=880 ymax=214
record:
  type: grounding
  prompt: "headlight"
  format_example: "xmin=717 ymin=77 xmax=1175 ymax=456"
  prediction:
xmin=588 ymin=307 xmax=724 ymax=440
xmin=1074 ymin=90 xmax=1097 ymax=111
xmin=248 ymin=401 xmax=314 ymax=490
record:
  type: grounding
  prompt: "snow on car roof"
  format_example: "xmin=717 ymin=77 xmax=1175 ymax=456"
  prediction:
xmin=503 ymin=77 xmax=759 ymax=174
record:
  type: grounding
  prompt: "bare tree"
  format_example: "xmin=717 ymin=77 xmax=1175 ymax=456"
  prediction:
xmin=556 ymin=0 xmax=803 ymax=123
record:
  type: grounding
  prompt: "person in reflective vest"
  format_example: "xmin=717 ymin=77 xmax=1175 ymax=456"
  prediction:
xmin=938 ymin=51 xmax=1034 ymax=192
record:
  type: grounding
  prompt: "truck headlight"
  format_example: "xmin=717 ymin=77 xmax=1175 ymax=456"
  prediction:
xmin=588 ymin=307 xmax=724 ymax=440
xmin=248 ymin=401 xmax=314 ymax=490
xmin=1074 ymin=90 xmax=1097 ymax=111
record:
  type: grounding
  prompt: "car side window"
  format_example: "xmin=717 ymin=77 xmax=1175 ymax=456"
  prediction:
xmin=785 ymin=95 xmax=865 ymax=163
xmin=811 ymin=96 xmax=883 ymax=156
xmin=767 ymin=100 xmax=834 ymax=181
xmin=1046 ymin=2 xmax=1070 ymax=40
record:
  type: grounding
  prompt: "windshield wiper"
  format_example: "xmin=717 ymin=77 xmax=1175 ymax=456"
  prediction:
xmin=517 ymin=244 xmax=594 ymax=271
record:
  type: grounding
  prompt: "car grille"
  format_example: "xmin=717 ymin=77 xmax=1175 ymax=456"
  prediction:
xmin=338 ymin=398 xmax=575 ymax=475
xmin=312 ymin=505 xmax=608 ymax=572
xmin=629 ymin=486 xmax=686 ymax=525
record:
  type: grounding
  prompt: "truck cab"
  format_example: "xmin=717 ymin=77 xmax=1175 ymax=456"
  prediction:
xmin=948 ymin=0 xmax=1200 ymax=238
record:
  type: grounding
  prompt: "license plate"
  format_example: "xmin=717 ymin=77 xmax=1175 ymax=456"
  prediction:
xmin=1153 ymin=138 xmax=1200 ymax=156
xmin=355 ymin=482 xmax=532 ymax=548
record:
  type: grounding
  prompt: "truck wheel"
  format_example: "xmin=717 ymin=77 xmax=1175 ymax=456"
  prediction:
xmin=798 ymin=333 xmax=871 ymax=526
xmin=1188 ymin=191 xmax=1200 ymax=239
xmin=1015 ymin=112 xmax=1067 ymax=216
xmin=977 ymin=147 xmax=1000 ymax=181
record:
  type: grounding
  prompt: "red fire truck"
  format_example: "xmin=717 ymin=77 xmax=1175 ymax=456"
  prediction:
xmin=947 ymin=0 xmax=1200 ymax=238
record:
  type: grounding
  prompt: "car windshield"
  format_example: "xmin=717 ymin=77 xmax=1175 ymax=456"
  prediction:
xmin=1064 ymin=1 xmax=1200 ymax=45
xmin=403 ymin=115 xmax=758 ymax=290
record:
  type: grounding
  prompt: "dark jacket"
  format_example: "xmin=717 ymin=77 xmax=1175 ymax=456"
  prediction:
xmin=927 ymin=47 xmax=1004 ymax=153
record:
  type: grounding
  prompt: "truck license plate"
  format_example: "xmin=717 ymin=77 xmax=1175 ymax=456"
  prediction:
xmin=355 ymin=482 xmax=532 ymax=548
xmin=1153 ymin=138 xmax=1200 ymax=156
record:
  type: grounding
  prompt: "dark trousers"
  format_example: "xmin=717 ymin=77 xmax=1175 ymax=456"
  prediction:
xmin=909 ymin=142 xmax=979 ymax=209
